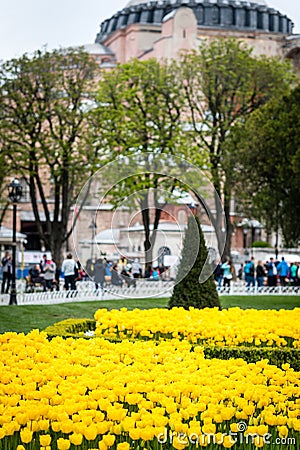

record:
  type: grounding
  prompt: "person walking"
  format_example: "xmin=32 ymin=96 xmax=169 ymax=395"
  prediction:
xmin=94 ymin=258 xmax=106 ymax=294
xmin=214 ymin=262 xmax=223 ymax=289
xmin=221 ymin=259 xmax=232 ymax=290
xmin=1 ymin=251 xmax=12 ymax=294
xmin=132 ymin=259 xmax=142 ymax=278
xmin=43 ymin=258 xmax=56 ymax=291
xmin=290 ymin=262 xmax=298 ymax=286
xmin=61 ymin=253 xmax=78 ymax=291
xmin=266 ymin=258 xmax=277 ymax=287
xmin=244 ymin=257 xmax=255 ymax=289
xmin=277 ymin=257 xmax=289 ymax=286
xmin=256 ymin=260 xmax=266 ymax=289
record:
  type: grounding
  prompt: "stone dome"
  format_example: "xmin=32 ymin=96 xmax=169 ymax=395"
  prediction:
xmin=126 ymin=0 xmax=152 ymax=6
xmin=126 ymin=0 xmax=266 ymax=5
xmin=96 ymin=0 xmax=293 ymax=44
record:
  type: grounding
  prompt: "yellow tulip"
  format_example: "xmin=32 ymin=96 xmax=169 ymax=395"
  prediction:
xmin=69 ymin=433 xmax=83 ymax=446
xmin=39 ymin=434 xmax=52 ymax=446
xmin=57 ymin=438 xmax=71 ymax=450
xmin=98 ymin=440 xmax=108 ymax=450
xmin=172 ymin=435 xmax=188 ymax=450
xmin=20 ymin=428 xmax=33 ymax=444
xmin=103 ymin=434 xmax=116 ymax=447
xmin=278 ymin=425 xmax=289 ymax=438
xmin=116 ymin=443 xmax=130 ymax=450
xmin=84 ymin=424 xmax=98 ymax=441
xmin=129 ymin=428 xmax=141 ymax=440
xmin=222 ymin=435 xmax=235 ymax=448
xmin=253 ymin=435 xmax=264 ymax=448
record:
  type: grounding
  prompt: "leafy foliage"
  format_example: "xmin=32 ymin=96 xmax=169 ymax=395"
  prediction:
xmin=93 ymin=59 xmax=193 ymax=263
xmin=179 ymin=38 xmax=295 ymax=256
xmin=0 ymin=47 xmax=102 ymax=263
xmin=233 ymin=85 xmax=300 ymax=247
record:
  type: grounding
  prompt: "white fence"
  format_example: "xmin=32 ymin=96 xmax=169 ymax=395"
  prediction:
xmin=0 ymin=281 xmax=299 ymax=306
xmin=0 ymin=280 xmax=174 ymax=306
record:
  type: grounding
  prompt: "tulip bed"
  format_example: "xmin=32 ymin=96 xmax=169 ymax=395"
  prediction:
xmin=94 ymin=307 xmax=300 ymax=348
xmin=0 ymin=308 xmax=299 ymax=450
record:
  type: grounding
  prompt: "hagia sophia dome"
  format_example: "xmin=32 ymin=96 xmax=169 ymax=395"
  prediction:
xmin=89 ymin=0 xmax=299 ymax=73
xmin=96 ymin=0 xmax=294 ymax=44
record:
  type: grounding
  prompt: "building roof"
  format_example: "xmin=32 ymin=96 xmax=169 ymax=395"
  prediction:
xmin=126 ymin=0 xmax=268 ymax=5
xmin=94 ymin=228 xmax=121 ymax=244
xmin=96 ymin=0 xmax=293 ymax=44
xmin=82 ymin=43 xmax=114 ymax=55
xmin=93 ymin=221 xmax=214 ymax=245
xmin=0 ymin=226 xmax=27 ymax=244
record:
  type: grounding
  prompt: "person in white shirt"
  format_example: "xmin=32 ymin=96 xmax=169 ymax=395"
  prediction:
xmin=132 ymin=259 xmax=142 ymax=278
xmin=61 ymin=253 xmax=78 ymax=291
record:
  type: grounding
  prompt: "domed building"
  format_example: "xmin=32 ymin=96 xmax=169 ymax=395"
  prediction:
xmin=92 ymin=0 xmax=300 ymax=72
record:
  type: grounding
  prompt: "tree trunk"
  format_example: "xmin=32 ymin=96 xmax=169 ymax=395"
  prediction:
xmin=193 ymin=190 xmax=226 ymax=259
xmin=50 ymin=223 xmax=65 ymax=268
xmin=223 ymin=182 xmax=234 ymax=261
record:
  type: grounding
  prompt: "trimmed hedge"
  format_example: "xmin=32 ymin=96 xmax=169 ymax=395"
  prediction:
xmin=44 ymin=318 xmax=300 ymax=371
xmin=251 ymin=240 xmax=272 ymax=248
xmin=44 ymin=318 xmax=96 ymax=339
xmin=203 ymin=345 xmax=300 ymax=371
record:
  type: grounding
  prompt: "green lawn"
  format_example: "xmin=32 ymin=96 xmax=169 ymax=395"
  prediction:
xmin=0 ymin=296 xmax=299 ymax=334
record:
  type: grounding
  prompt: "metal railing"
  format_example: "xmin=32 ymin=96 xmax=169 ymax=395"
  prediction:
xmin=0 ymin=280 xmax=174 ymax=306
xmin=0 ymin=281 xmax=299 ymax=306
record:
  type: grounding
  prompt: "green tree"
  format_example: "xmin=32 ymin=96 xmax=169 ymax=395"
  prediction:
xmin=169 ymin=214 xmax=220 ymax=310
xmin=0 ymin=47 xmax=101 ymax=265
xmin=180 ymin=38 xmax=294 ymax=258
xmin=232 ymin=86 xmax=300 ymax=247
xmin=93 ymin=59 xmax=192 ymax=264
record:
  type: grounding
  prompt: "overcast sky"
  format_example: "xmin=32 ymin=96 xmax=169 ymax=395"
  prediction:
xmin=0 ymin=0 xmax=299 ymax=61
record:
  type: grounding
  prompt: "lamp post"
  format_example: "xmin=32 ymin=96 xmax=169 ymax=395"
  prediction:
xmin=8 ymin=178 xmax=23 ymax=305
xmin=89 ymin=219 xmax=97 ymax=262
xmin=243 ymin=226 xmax=249 ymax=256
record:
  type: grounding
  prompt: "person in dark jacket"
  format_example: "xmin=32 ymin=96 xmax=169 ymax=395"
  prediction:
xmin=121 ymin=267 xmax=136 ymax=287
xmin=94 ymin=258 xmax=106 ymax=294
xmin=266 ymin=258 xmax=277 ymax=287
xmin=29 ymin=264 xmax=46 ymax=291
xmin=111 ymin=264 xmax=123 ymax=287
xmin=1 ymin=251 xmax=12 ymax=294
xmin=277 ymin=257 xmax=289 ymax=286
xmin=256 ymin=260 xmax=266 ymax=288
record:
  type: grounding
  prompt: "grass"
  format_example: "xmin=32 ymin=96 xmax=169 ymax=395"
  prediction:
xmin=0 ymin=296 xmax=299 ymax=334
xmin=221 ymin=295 xmax=300 ymax=310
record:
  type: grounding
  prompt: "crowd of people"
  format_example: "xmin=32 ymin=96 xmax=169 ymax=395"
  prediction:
xmin=14 ymin=254 xmax=166 ymax=294
xmin=3 ymin=249 xmax=299 ymax=295
xmin=89 ymin=257 xmax=167 ymax=294
xmin=214 ymin=256 xmax=300 ymax=289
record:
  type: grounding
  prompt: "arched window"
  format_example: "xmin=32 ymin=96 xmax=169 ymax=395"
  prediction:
xmin=227 ymin=7 xmax=234 ymax=26
xmin=212 ymin=6 xmax=220 ymax=25
xmin=195 ymin=6 xmax=204 ymax=24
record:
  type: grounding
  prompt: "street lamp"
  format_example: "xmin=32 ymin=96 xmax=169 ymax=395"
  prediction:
xmin=89 ymin=219 xmax=97 ymax=262
xmin=8 ymin=178 xmax=23 ymax=305
xmin=243 ymin=226 xmax=249 ymax=256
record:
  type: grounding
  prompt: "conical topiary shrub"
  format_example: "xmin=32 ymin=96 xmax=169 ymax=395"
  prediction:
xmin=169 ymin=214 xmax=221 ymax=309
